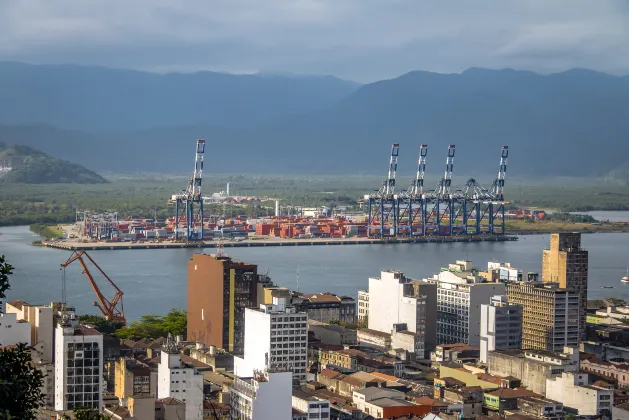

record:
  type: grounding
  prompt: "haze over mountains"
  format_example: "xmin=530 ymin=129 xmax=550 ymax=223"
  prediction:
xmin=1 ymin=62 xmax=628 ymax=178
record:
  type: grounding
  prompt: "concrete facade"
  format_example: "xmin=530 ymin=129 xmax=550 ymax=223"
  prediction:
xmin=427 ymin=261 xmax=505 ymax=346
xmin=368 ymin=270 xmax=427 ymax=338
xmin=358 ymin=290 xmax=369 ymax=326
xmin=235 ymin=299 xmax=308 ymax=383
xmin=54 ymin=311 xmax=103 ymax=411
xmin=487 ymin=347 xmax=579 ymax=396
xmin=310 ymin=323 xmax=357 ymax=346
xmin=357 ymin=328 xmax=392 ymax=351
xmin=410 ymin=281 xmax=437 ymax=356
xmin=6 ymin=300 xmax=53 ymax=361
xmin=295 ymin=293 xmax=356 ymax=324
xmin=545 ymin=372 xmax=613 ymax=417
xmin=506 ymin=281 xmax=580 ymax=351
xmin=231 ymin=371 xmax=293 ymax=420
xmin=157 ymin=338 xmax=204 ymax=419
xmin=391 ymin=330 xmax=424 ymax=359
xmin=480 ymin=295 xmax=522 ymax=363
xmin=187 ymin=254 xmax=258 ymax=354
xmin=542 ymin=233 xmax=588 ymax=340
xmin=0 ymin=312 xmax=31 ymax=347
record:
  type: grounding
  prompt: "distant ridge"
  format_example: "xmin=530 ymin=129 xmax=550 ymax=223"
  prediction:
xmin=1 ymin=64 xmax=629 ymax=177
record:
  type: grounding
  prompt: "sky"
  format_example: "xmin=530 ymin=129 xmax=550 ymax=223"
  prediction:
xmin=0 ymin=0 xmax=628 ymax=82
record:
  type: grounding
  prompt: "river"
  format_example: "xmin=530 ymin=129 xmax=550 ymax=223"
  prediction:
xmin=1 ymin=225 xmax=629 ymax=321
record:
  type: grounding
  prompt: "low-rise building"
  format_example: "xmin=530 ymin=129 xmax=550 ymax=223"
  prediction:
xmin=292 ymin=388 xmax=331 ymax=420
xmin=483 ymin=388 xmax=536 ymax=412
xmin=114 ymin=357 xmax=156 ymax=400
xmin=516 ymin=395 xmax=565 ymax=420
xmin=353 ymin=387 xmax=427 ymax=418
xmin=310 ymin=323 xmax=357 ymax=346
xmin=357 ymin=328 xmax=392 ymax=351
xmin=294 ymin=293 xmax=356 ymax=324
xmin=487 ymin=347 xmax=579 ymax=396
xmin=392 ymin=330 xmax=424 ymax=360
xmin=580 ymin=357 xmax=629 ymax=387
xmin=358 ymin=290 xmax=369 ymax=326
xmin=316 ymin=346 xmax=404 ymax=377
xmin=432 ymin=343 xmax=480 ymax=363
xmin=438 ymin=362 xmax=508 ymax=390
xmin=155 ymin=397 xmax=187 ymax=420
xmin=186 ymin=343 xmax=234 ymax=372
xmin=545 ymin=372 xmax=613 ymax=417
xmin=0 ymin=312 xmax=31 ymax=347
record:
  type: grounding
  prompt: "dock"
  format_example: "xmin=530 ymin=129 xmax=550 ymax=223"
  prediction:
xmin=36 ymin=235 xmax=518 ymax=251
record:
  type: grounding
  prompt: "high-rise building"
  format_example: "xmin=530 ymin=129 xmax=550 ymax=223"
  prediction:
xmin=54 ymin=309 xmax=103 ymax=411
xmin=157 ymin=335 xmax=204 ymax=419
xmin=187 ymin=254 xmax=258 ymax=354
xmin=409 ymin=280 xmax=437 ymax=355
xmin=231 ymin=371 xmax=293 ymax=420
xmin=426 ymin=260 xmax=505 ymax=346
xmin=234 ymin=298 xmax=308 ymax=383
xmin=542 ymin=233 xmax=588 ymax=340
xmin=479 ymin=295 xmax=522 ymax=363
xmin=367 ymin=270 xmax=427 ymax=338
xmin=506 ymin=280 xmax=580 ymax=351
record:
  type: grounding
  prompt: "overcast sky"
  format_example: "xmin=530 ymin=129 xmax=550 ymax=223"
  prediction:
xmin=1 ymin=0 xmax=628 ymax=82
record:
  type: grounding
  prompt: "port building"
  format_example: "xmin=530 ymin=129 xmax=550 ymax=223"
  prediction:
xmin=187 ymin=254 xmax=258 ymax=355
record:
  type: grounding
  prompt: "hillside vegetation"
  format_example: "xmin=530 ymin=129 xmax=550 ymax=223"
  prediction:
xmin=0 ymin=143 xmax=107 ymax=184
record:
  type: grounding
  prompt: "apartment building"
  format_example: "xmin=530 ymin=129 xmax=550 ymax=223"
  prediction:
xmin=294 ymin=292 xmax=356 ymax=324
xmin=54 ymin=310 xmax=103 ymax=411
xmin=358 ymin=290 xmax=369 ymax=326
xmin=187 ymin=254 xmax=258 ymax=354
xmin=231 ymin=371 xmax=293 ymax=420
xmin=426 ymin=260 xmax=505 ymax=346
xmin=543 ymin=233 xmax=588 ymax=340
xmin=546 ymin=372 xmax=613 ymax=417
xmin=506 ymin=280 xmax=580 ymax=351
xmin=234 ymin=298 xmax=308 ymax=383
xmin=157 ymin=335 xmax=204 ymax=419
xmin=368 ymin=270 xmax=427 ymax=337
xmin=480 ymin=295 xmax=522 ymax=363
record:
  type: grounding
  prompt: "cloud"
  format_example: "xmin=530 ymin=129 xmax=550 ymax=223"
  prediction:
xmin=0 ymin=0 xmax=627 ymax=81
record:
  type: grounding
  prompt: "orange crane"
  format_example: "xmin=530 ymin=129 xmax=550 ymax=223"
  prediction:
xmin=60 ymin=250 xmax=126 ymax=325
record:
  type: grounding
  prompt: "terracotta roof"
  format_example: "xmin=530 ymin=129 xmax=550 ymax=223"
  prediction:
xmin=8 ymin=300 xmax=28 ymax=310
xmin=358 ymin=328 xmax=392 ymax=338
xmin=320 ymin=369 xmax=343 ymax=379
xmin=414 ymin=396 xmax=434 ymax=405
xmin=303 ymin=292 xmax=341 ymax=303
xmin=475 ymin=372 xmax=504 ymax=385
xmin=181 ymin=354 xmax=211 ymax=369
xmin=340 ymin=376 xmax=363 ymax=387
xmin=592 ymin=380 xmax=613 ymax=388
xmin=370 ymin=372 xmax=399 ymax=382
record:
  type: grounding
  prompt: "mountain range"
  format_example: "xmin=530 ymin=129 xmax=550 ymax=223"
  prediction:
xmin=1 ymin=62 xmax=628 ymax=179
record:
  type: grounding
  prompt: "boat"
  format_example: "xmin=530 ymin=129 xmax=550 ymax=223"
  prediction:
xmin=602 ymin=286 xmax=614 ymax=289
xmin=622 ymin=267 xmax=629 ymax=283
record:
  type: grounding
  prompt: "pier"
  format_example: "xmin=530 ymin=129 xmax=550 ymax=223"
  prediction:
xmin=36 ymin=235 xmax=517 ymax=251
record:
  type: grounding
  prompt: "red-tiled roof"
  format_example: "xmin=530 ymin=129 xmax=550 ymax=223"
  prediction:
xmin=74 ymin=326 xmax=102 ymax=336
xmin=303 ymin=293 xmax=341 ymax=303
xmin=320 ymin=369 xmax=343 ymax=379
xmin=371 ymin=372 xmax=399 ymax=382
xmin=8 ymin=300 xmax=28 ymax=310
xmin=157 ymin=397 xmax=184 ymax=405
xmin=486 ymin=388 xmax=535 ymax=398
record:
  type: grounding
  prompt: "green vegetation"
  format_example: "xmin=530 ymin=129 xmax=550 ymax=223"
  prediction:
xmin=0 ymin=143 xmax=107 ymax=185
xmin=78 ymin=314 xmax=125 ymax=334
xmin=115 ymin=309 xmax=187 ymax=340
xmin=29 ymin=223 xmax=64 ymax=239
xmin=1 ymin=175 xmax=629 ymax=228
xmin=0 ymin=256 xmax=45 ymax=419
xmin=544 ymin=212 xmax=597 ymax=223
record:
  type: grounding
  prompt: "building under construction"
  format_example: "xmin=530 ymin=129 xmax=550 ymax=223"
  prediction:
xmin=365 ymin=143 xmax=509 ymax=238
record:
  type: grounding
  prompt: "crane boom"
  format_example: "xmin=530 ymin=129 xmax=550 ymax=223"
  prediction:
xmin=60 ymin=250 xmax=126 ymax=325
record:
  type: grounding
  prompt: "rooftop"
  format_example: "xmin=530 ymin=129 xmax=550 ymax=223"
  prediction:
xmin=486 ymin=388 xmax=536 ymax=398
xmin=369 ymin=397 xmax=417 ymax=408
xmin=73 ymin=325 xmax=102 ymax=336
xmin=156 ymin=397 xmax=184 ymax=405
xmin=303 ymin=292 xmax=342 ymax=303
xmin=358 ymin=328 xmax=392 ymax=339
xmin=354 ymin=387 xmax=404 ymax=398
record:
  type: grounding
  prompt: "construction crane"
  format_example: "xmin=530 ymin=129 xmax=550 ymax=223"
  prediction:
xmin=60 ymin=250 xmax=126 ymax=325
xmin=171 ymin=139 xmax=206 ymax=241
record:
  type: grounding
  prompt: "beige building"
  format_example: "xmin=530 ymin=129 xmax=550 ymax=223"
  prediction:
xmin=358 ymin=290 xmax=369 ymax=327
xmin=545 ymin=372 xmax=613 ymax=417
xmin=358 ymin=328 xmax=392 ymax=351
xmin=155 ymin=397 xmax=187 ymax=420
xmin=506 ymin=281 xmax=579 ymax=351
xmin=542 ymin=233 xmax=588 ymax=340
xmin=114 ymin=357 xmax=156 ymax=400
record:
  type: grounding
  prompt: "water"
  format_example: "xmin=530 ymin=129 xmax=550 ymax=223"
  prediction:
xmin=570 ymin=211 xmax=629 ymax=223
xmin=2 ymin=225 xmax=629 ymax=321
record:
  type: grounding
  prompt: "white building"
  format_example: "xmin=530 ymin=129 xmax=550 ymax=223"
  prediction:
xmin=231 ymin=370 xmax=293 ymax=420
xmin=391 ymin=330 xmax=424 ymax=360
xmin=545 ymin=372 xmax=613 ymax=417
xmin=358 ymin=290 xmax=369 ymax=325
xmin=480 ymin=295 xmax=522 ymax=363
xmin=6 ymin=300 xmax=54 ymax=362
xmin=235 ymin=298 xmax=308 ymax=383
xmin=0 ymin=312 xmax=31 ymax=347
xmin=292 ymin=389 xmax=331 ymax=420
xmin=487 ymin=262 xmax=522 ymax=282
xmin=368 ymin=270 xmax=427 ymax=337
xmin=157 ymin=335 xmax=204 ymax=419
xmin=426 ymin=260 xmax=505 ymax=346
xmin=54 ymin=310 xmax=103 ymax=411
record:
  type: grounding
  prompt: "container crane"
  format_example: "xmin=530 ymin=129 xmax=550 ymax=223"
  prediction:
xmin=171 ymin=139 xmax=205 ymax=241
xmin=365 ymin=144 xmax=399 ymax=237
xmin=60 ymin=250 xmax=126 ymax=325
xmin=398 ymin=144 xmax=428 ymax=236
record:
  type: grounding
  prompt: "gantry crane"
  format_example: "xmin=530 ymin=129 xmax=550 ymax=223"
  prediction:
xmin=365 ymin=144 xmax=400 ymax=238
xmin=60 ymin=250 xmax=126 ymax=325
xmin=171 ymin=139 xmax=206 ymax=241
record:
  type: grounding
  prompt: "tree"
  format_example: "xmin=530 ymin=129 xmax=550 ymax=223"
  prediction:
xmin=115 ymin=309 xmax=187 ymax=340
xmin=0 ymin=256 xmax=45 ymax=420
xmin=63 ymin=407 xmax=108 ymax=420
xmin=78 ymin=314 xmax=124 ymax=334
